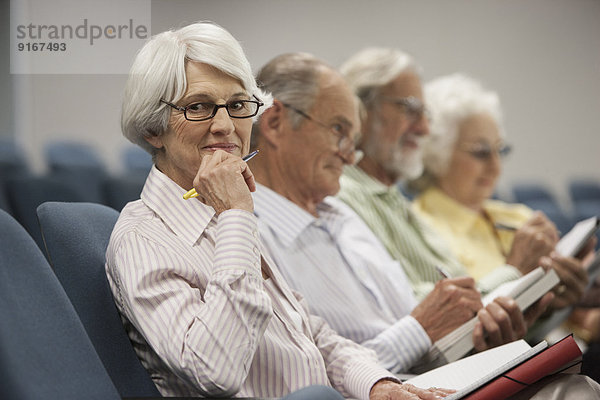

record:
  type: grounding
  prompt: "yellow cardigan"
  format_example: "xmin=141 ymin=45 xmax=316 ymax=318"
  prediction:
xmin=413 ymin=187 xmax=533 ymax=281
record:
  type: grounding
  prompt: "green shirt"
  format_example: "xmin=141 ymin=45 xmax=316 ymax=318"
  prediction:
xmin=338 ymin=165 xmax=521 ymax=300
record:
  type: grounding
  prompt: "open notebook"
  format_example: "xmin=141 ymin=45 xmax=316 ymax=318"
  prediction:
xmin=412 ymin=267 xmax=559 ymax=372
xmin=406 ymin=335 xmax=582 ymax=400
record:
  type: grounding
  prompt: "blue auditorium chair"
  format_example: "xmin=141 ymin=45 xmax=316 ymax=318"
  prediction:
xmin=569 ymin=179 xmax=600 ymax=223
xmin=103 ymin=174 xmax=146 ymax=211
xmin=0 ymin=138 xmax=30 ymax=179
xmin=37 ymin=202 xmax=161 ymax=398
xmin=122 ymin=145 xmax=153 ymax=175
xmin=5 ymin=175 xmax=101 ymax=249
xmin=512 ymin=182 xmax=574 ymax=234
xmin=44 ymin=140 xmax=108 ymax=203
xmin=0 ymin=208 xmax=120 ymax=400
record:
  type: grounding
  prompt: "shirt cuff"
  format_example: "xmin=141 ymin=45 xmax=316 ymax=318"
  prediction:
xmin=213 ymin=209 xmax=262 ymax=278
xmin=343 ymin=358 xmax=400 ymax=400
xmin=368 ymin=315 xmax=432 ymax=373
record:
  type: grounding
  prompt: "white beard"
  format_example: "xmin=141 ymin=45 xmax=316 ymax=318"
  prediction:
xmin=363 ymin=134 xmax=424 ymax=183
xmin=394 ymin=144 xmax=424 ymax=181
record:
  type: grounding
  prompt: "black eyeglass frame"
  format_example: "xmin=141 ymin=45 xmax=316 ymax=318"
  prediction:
xmin=160 ymin=95 xmax=264 ymax=122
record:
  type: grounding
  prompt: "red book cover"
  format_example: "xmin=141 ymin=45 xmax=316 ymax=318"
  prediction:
xmin=464 ymin=335 xmax=582 ymax=400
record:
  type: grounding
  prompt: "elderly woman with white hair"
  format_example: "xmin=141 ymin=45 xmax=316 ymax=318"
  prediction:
xmin=412 ymin=73 xmax=594 ymax=313
xmin=106 ymin=21 xmax=427 ymax=400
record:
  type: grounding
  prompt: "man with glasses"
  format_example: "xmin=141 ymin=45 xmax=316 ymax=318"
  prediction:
xmin=248 ymin=52 xmax=600 ymax=397
xmin=337 ymin=48 xmax=591 ymax=309
xmin=249 ymin=52 xmax=552 ymax=376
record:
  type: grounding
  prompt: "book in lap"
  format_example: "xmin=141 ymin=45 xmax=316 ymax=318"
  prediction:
xmin=412 ymin=216 xmax=598 ymax=373
xmin=406 ymin=334 xmax=582 ymax=400
xmin=412 ymin=267 xmax=560 ymax=372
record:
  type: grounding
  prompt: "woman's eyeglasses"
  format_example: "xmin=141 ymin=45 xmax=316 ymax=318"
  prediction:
xmin=161 ymin=95 xmax=264 ymax=122
xmin=459 ymin=142 xmax=512 ymax=161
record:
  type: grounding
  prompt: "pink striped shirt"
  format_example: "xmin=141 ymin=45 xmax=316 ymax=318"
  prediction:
xmin=105 ymin=166 xmax=393 ymax=399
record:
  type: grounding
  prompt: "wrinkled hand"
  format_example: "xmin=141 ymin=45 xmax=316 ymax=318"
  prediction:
xmin=544 ymin=253 xmax=589 ymax=310
xmin=370 ymin=379 xmax=454 ymax=400
xmin=580 ymin=277 xmax=600 ymax=308
xmin=506 ymin=212 xmax=559 ymax=275
xmin=411 ymin=277 xmax=483 ymax=342
xmin=576 ymin=236 xmax=597 ymax=266
xmin=473 ymin=293 xmax=553 ymax=352
xmin=192 ymin=150 xmax=256 ymax=214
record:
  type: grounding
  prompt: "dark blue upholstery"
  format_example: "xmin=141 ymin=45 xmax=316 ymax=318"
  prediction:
xmin=512 ymin=183 xmax=574 ymax=234
xmin=103 ymin=174 xmax=146 ymax=211
xmin=44 ymin=141 xmax=108 ymax=203
xmin=0 ymin=138 xmax=30 ymax=179
xmin=569 ymin=180 xmax=600 ymax=203
xmin=569 ymin=181 xmax=600 ymax=237
xmin=0 ymin=208 xmax=120 ymax=400
xmin=123 ymin=145 xmax=153 ymax=174
xmin=45 ymin=140 xmax=106 ymax=173
xmin=37 ymin=201 xmax=161 ymax=398
xmin=281 ymin=386 xmax=344 ymax=400
xmin=5 ymin=175 xmax=96 ymax=249
xmin=0 ymin=178 xmax=10 ymax=215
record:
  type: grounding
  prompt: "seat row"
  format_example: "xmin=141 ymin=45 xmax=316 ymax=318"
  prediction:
xmin=0 ymin=203 xmax=159 ymax=399
xmin=0 ymin=137 xmax=154 ymax=249
xmin=0 ymin=203 xmax=339 ymax=400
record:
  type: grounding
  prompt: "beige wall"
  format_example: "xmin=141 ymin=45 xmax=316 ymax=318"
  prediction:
xmin=6 ymin=0 xmax=600 ymax=210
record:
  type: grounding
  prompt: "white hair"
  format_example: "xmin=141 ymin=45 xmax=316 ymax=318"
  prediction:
xmin=121 ymin=21 xmax=272 ymax=154
xmin=423 ymin=73 xmax=505 ymax=179
xmin=340 ymin=47 xmax=419 ymax=107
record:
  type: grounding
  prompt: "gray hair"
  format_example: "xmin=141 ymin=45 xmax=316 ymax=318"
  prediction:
xmin=252 ymin=53 xmax=331 ymax=148
xmin=121 ymin=21 xmax=272 ymax=154
xmin=340 ymin=47 xmax=419 ymax=107
xmin=422 ymin=73 xmax=504 ymax=180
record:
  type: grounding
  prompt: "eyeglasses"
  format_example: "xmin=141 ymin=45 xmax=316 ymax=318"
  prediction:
xmin=160 ymin=95 xmax=264 ymax=122
xmin=459 ymin=142 xmax=512 ymax=161
xmin=281 ymin=102 xmax=361 ymax=161
xmin=380 ymin=96 xmax=430 ymax=123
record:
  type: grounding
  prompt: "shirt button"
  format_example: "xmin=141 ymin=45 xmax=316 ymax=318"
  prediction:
xmin=252 ymin=230 xmax=259 ymax=239
xmin=253 ymin=247 xmax=260 ymax=256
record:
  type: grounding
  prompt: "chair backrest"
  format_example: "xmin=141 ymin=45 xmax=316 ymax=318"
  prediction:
xmin=122 ymin=145 xmax=153 ymax=174
xmin=45 ymin=140 xmax=106 ymax=173
xmin=0 ymin=208 xmax=120 ymax=400
xmin=0 ymin=138 xmax=30 ymax=179
xmin=0 ymin=178 xmax=10 ymax=215
xmin=569 ymin=180 xmax=600 ymax=203
xmin=512 ymin=182 xmax=557 ymax=204
xmin=5 ymin=175 xmax=96 ymax=249
xmin=103 ymin=174 xmax=146 ymax=211
xmin=36 ymin=201 xmax=161 ymax=398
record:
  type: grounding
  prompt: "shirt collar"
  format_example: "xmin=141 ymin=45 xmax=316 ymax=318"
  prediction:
xmin=420 ymin=187 xmax=479 ymax=234
xmin=342 ymin=165 xmax=392 ymax=195
xmin=141 ymin=166 xmax=217 ymax=246
xmin=253 ymin=184 xmax=340 ymax=248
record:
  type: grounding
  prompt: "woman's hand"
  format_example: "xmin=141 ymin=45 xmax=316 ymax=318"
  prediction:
xmin=192 ymin=149 xmax=256 ymax=214
xmin=370 ymin=379 xmax=453 ymax=400
xmin=506 ymin=212 xmax=559 ymax=274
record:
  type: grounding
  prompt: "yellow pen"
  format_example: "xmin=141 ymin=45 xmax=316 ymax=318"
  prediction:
xmin=183 ymin=150 xmax=259 ymax=200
